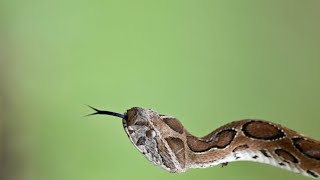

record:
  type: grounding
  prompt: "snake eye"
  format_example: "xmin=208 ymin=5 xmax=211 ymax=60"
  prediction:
xmin=146 ymin=130 xmax=156 ymax=138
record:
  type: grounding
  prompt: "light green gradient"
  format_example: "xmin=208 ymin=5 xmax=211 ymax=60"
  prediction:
xmin=2 ymin=0 xmax=320 ymax=180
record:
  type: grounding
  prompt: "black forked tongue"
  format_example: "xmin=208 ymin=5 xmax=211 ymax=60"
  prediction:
xmin=86 ymin=105 xmax=126 ymax=119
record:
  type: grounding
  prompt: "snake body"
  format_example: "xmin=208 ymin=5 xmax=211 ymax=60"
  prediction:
xmin=89 ymin=106 xmax=320 ymax=179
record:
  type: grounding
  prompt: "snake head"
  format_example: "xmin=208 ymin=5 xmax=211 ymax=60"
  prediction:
xmin=87 ymin=106 xmax=185 ymax=173
xmin=123 ymin=107 xmax=185 ymax=173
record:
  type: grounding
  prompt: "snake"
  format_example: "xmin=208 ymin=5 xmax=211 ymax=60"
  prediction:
xmin=88 ymin=106 xmax=320 ymax=179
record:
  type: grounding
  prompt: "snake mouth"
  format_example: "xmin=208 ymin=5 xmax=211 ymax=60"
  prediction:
xmin=86 ymin=105 xmax=127 ymax=120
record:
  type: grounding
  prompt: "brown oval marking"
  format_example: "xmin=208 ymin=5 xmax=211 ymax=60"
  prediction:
xmin=293 ymin=137 xmax=320 ymax=160
xmin=232 ymin=144 xmax=249 ymax=152
xmin=307 ymin=170 xmax=319 ymax=178
xmin=242 ymin=120 xmax=285 ymax=140
xmin=165 ymin=137 xmax=185 ymax=168
xmin=187 ymin=129 xmax=236 ymax=153
xmin=209 ymin=129 xmax=237 ymax=148
xmin=186 ymin=136 xmax=211 ymax=152
xmin=163 ymin=118 xmax=184 ymax=134
xmin=275 ymin=149 xmax=299 ymax=163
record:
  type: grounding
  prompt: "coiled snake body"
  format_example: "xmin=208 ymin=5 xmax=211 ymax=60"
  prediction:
xmin=89 ymin=106 xmax=320 ymax=179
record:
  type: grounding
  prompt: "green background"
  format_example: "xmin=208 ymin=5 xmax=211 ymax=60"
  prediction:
xmin=2 ymin=0 xmax=320 ymax=180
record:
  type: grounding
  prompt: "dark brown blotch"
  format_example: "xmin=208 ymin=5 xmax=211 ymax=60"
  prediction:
xmin=165 ymin=137 xmax=185 ymax=168
xmin=209 ymin=129 xmax=237 ymax=149
xmin=293 ymin=137 xmax=320 ymax=160
xmin=307 ymin=170 xmax=319 ymax=178
xmin=275 ymin=149 xmax=299 ymax=163
xmin=163 ymin=118 xmax=184 ymax=134
xmin=187 ymin=136 xmax=211 ymax=152
xmin=221 ymin=162 xmax=228 ymax=167
xmin=187 ymin=129 xmax=236 ymax=153
xmin=242 ymin=120 xmax=285 ymax=140
xmin=252 ymin=155 xmax=258 ymax=159
xmin=260 ymin=149 xmax=271 ymax=158
xmin=278 ymin=162 xmax=286 ymax=166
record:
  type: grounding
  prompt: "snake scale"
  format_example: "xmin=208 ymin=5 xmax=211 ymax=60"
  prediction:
xmin=88 ymin=106 xmax=320 ymax=179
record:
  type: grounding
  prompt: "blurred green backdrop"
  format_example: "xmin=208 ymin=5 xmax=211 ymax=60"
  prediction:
xmin=2 ymin=0 xmax=320 ymax=180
